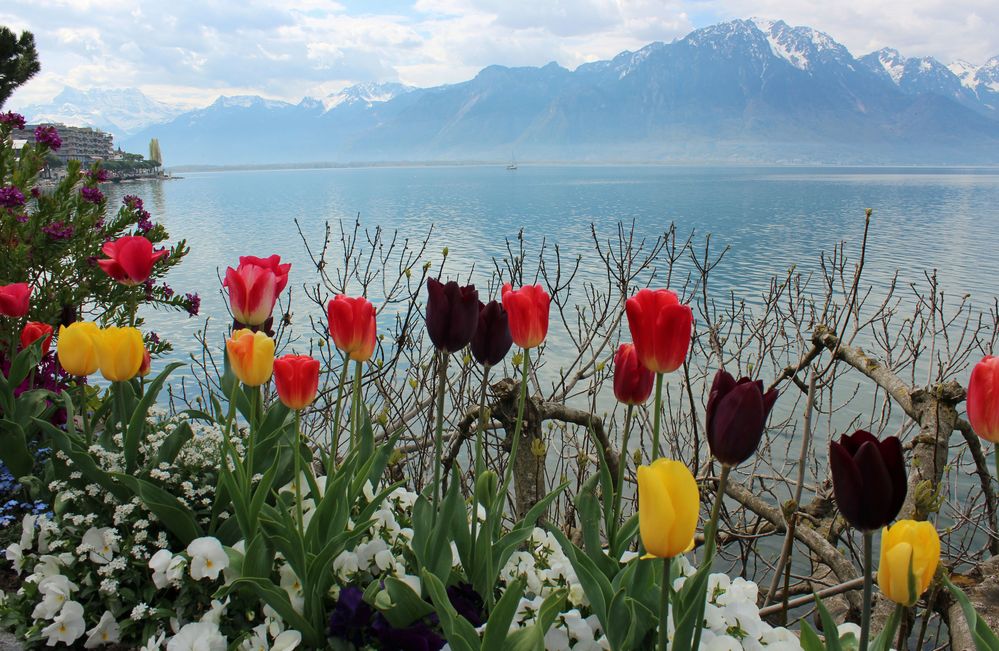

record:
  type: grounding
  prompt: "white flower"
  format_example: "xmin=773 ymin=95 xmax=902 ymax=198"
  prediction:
xmin=140 ymin=630 xmax=167 ymax=651
xmin=332 ymin=551 xmax=359 ymax=579
xmin=187 ymin=537 xmax=228 ymax=581
xmin=272 ymin=631 xmax=302 ymax=651
xmin=85 ymin=610 xmax=121 ymax=648
xmin=41 ymin=600 xmax=86 ymax=646
xmin=279 ymin=564 xmax=304 ymax=614
xmin=200 ymin=599 xmax=228 ymax=625
xmin=82 ymin=527 xmax=119 ymax=564
xmin=32 ymin=575 xmax=78 ymax=620
xmin=167 ymin=555 xmax=187 ymax=584
xmin=149 ymin=549 xmax=174 ymax=589
xmin=20 ymin=514 xmax=37 ymax=549
xmin=167 ymin=622 xmax=227 ymax=651
xmin=5 ymin=544 xmax=24 ymax=575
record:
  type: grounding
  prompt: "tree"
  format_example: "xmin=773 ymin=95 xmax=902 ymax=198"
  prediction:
xmin=0 ymin=27 xmax=40 ymax=108
xmin=148 ymin=138 xmax=162 ymax=165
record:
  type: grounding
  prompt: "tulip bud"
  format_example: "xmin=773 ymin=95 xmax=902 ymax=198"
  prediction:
xmin=474 ymin=469 xmax=498 ymax=509
xmin=877 ymin=520 xmax=940 ymax=606
xmin=0 ymin=283 xmax=31 ymax=317
xmin=625 ymin=288 xmax=693 ymax=374
xmin=613 ymin=343 xmax=654 ymax=405
xmin=830 ymin=430 xmax=907 ymax=531
xmin=470 ymin=300 xmax=513 ymax=367
xmin=226 ymin=329 xmax=275 ymax=386
xmin=20 ymin=321 xmax=54 ymax=356
xmin=501 ymin=283 xmax=550 ymax=349
xmin=97 ymin=236 xmax=169 ymax=286
xmin=967 ymin=356 xmax=999 ymax=442
xmin=138 ymin=349 xmax=152 ymax=377
xmin=273 ymin=354 xmax=320 ymax=410
xmin=637 ymin=458 xmax=700 ymax=558
xmin=57 ymin=322 xmax=102 ymax=376
xmin=426 ymin=278 xmax=479 ymax=353
xmin=223 ymin=255 xmax=292 ymax=327
xmin=327 ymin=295 xmax=377 ymax=362
xmin=705 ymin=369 xmax=778 ymax=467
xmin=95 ymin=327 xmax=146 ymax=382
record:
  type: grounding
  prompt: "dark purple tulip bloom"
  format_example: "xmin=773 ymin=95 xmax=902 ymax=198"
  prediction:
xmin=830 ymin=430 xmax=907 ymax=531
xmin=328 ymin=586 xmax=374 ymax=645
xmin=447 ymin=582 xmax=485 ymax=626
xmin=372 ymin=614 xmax=445 ymax=651
xmin=706 ymin=369 xmax=779 ymax=467
xmin=426 ymin=278 xmax=479 ymax=353
xmin=470 ymin=300 xmax=513 ymax=367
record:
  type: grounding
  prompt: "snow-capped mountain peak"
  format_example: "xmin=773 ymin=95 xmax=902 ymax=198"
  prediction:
xmin=322 ymin=82 xmax=413 ymax=112
xmin=211 ymin=95 xmax=293 ymax=110
xmin=870 ymin=48 xmax=906 ymax=84
xmin=948 ymin=59 xmax=979 ymax=88
xmin=12 ymin=86 xmax=184 ymax=137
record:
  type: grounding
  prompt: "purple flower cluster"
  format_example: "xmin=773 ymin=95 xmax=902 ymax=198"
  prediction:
xmin=137 ymin=214 xmax=154 ymax=232
xmin=0 ymin=112 xmax=25 ymax=130
xmin=124 ymin=194 xmax=155 ymax=231
xmin=33 ymin=126 xmax=62 ymax=151
xmin=185 ymin=292 xmax=201 ymax=317
xmin=160 ymin=283 xmax=174 ymax=299
xmin=0 ymin=185 xmax=25 ymax=209
xmin=80 ymin=186 xmax=105 ymax=204
xmin=42 ymin=221 xmax=75 ymax=240
xmin=123 ymin=195 xmax=143 ymax=210
xmin=86 ymin=168 xmax=109 ymax=183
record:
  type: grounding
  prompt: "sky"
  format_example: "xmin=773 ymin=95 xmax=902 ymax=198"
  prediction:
xmin=4 ymin=0 xmax=999 ymax=109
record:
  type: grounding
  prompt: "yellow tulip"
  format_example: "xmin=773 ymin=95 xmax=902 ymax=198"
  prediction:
xmin=637 ymin=458 xmax=700 ymax=558
xmin=226 ymin=329 xmax=275 ymax=386
xmin=877 ymin=520 xmax=940 ymax=606
xmin=95 ymin=327 xmax=145 ymax=382
xmin=56 ymin=322 xmax=102 ymax=376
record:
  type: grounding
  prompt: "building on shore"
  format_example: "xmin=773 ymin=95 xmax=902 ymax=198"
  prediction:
xmin=12 ymin=123 xmax=114 ymax=164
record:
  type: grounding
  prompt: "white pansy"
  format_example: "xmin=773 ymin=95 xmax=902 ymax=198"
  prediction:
xmin=167 ymin=555 xmax=187 ymax=585
xmin=149 ymin=549 xmax=173 ymax=589
xmin=41 ymin=600 xmax=86 ymax=646
xmin=84 ymin=610 xmax=121 ymax=648
xmin=272 ymin=630 xmax=302 ymax=651
xmin=187 ymin=537 xmax=228 ymax=581
xmin=81 ymin=527 xmax=119 ymax=564
xmin=166 ymin=621 xmax=227 ymax=651
xmin=5 ymin=544 xmax=24 ymax=575
xmin=31 ymin=574 xmax=78 ymax=620
xmin=20 ymin=514 xmax=37 ymax=549
xmin=200 ymin=599 xmax=228 ymax=625
xmin=279 ymin=564 xmax=305 ymax=614
xmin=332 ymin=551 xmax=359 ymax=579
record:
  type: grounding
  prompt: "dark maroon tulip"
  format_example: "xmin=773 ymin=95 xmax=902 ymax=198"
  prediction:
xmin=426 ymin=278 xmax=479 ymax=353
xmin=470 ymin=300 xmax=513 ymax=367
xmin=830 ymin=430 xmax=907 ymax=531
xmin=706 ymin=369 xmax=779 ymax=467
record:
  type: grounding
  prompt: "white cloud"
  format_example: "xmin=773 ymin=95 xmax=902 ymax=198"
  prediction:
xmin=3 ymin=0 xmax=998 ymax=110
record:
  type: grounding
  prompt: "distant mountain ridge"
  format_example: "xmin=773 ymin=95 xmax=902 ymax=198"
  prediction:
xmin=13 ymin=87 xmax=186 ymax=137
xmin=17 ymin=18 xmax=999 ymax=164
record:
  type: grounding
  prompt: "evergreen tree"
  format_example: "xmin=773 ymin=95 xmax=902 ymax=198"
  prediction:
xmin=0 ymin=27 xmax=40 ymax=108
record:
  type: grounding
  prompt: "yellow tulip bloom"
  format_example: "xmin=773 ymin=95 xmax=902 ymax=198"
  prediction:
xmin=95 ymin=327 xmax=145 ymax=382
xmin=877 ymin=520 xmax=940 ymax=606
xmin=56 ymin=322 xmax=102 ymax=376
xmin=638 ymin=458 xmax=700 ymax=559
xmin=226 ymin=329 xmax=275 ymax=387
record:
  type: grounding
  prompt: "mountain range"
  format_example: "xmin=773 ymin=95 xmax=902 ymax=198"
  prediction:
xmin=13 ymin=18 xmax=999 ymax=165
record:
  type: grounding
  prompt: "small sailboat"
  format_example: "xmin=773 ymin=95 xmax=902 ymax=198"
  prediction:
xmin=506 ymin=154 xmax=517 ymax=170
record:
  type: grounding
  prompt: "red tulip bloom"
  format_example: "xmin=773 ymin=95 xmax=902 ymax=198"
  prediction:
xmin=968 ymin=356 xmax=999 ymax=443
xmin=613 ymin=343 xmax=654 ymax=405
xmin=223 ymin=255 xmax=292 ymax=327
xmin=0 ymin=283 xmax=31 ymax=317
xmin=20 ymin=321 xmax=54 ymax=355
xmin=138 ymin=349 xmax=152 ymax=377
xmin=625 ymin=288 xmax=693 ymax=374
xmin=706 ymin=369 xmax=778 ymax=467
xmin=327 ymin=295 xmax=377 ymax=361
xmin=501 ymin=283 xmax=550 ymax=349
xmin=97 ymin=236 xmax=169 ymax=286
xmin=830 ymin=430 xmax=907 ymax=531
xmin=274 ymin=355 xmax=320 ymax=410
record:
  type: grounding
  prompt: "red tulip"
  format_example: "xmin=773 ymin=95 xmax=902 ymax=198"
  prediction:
xmin=274 ymin=354 xmax=321 ymax=410
xmin=97 ymin=236 xmax=168 ymax=286
xmin=500 ymin=283 xmax=550 ymax=349
xmin=223 ymin=255 xmax=292 ymax=327
xmin=968 ymin=355 xmax=999 ymax=443
xmin=20 ymin=321 xmax=53 ymax=356
xmin=0 ymin=283 xmax=30 ymax=317
xmin=613 ymin=343 xmax=654 ymax=405
xmin=138 ymin=349 xmax=152 ymax=377
xmin=327 ymin=295 xmax=377 ymax=361
xmin=625 ymin=288 xmax=693 ymax=374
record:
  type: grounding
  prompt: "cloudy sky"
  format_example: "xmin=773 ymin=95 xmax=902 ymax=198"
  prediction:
xmin=4 ymin=0 xmax=998 ymax=109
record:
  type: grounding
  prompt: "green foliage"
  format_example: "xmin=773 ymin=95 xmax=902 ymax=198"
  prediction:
xmin=0 ymin=26 xmax=40 ymax=106
xmin=0 ymin=340 xmax=53 ymax=476
xmin=944 ymin=574 xmax=999 ymax=651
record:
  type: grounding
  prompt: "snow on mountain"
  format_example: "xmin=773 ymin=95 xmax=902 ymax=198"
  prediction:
xmin=13 ymin=87 xmax=184 ymax=137
xmin=751 ymin=18 xmax=848 ymax=71
xmin=321 ymin=82 xmax=413 ymax=112
xmin=948 ymin=60 xmax=978 ymax=88
xmin=211 ymin=95 xmax=294 ymax=110
xmin=868 ymin=48 xmax=906 ymax=83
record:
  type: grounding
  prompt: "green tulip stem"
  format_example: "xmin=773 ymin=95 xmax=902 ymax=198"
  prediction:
xmin=659 ymin=557 xmax=672 ymax=651
xmin=499 ymin=348 xmax=531 ymax=513
xmin=470 ymin=364 xmax=492 ymax=571
xmin=652 ymin=372 xmax=664 ymax=459
xmin=860 ymin=530 xmax=875 ymax=651
xmin=611 ymin=403 xmax=635 ymax=545
xmin=703 ymin=464 xmax=731 ymax=562
xmin=78 ymin=381 xmax=92 ymax=446
xmin=328 ymin=359 xmax=351 ymax=469
xmin=246 ymin=385 xmax=261 ymax=480
xmin=349 ymin=359 xmax=362 ymax=450
xmin=432 ymin=350 xmax=450 ymax=513
xmin=293 ymin=409 xmax=305 ymax=539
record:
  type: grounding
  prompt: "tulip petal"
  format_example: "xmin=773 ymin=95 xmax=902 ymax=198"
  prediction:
xmin=830 ymin=441 xmax=865 ymax=530
xmin=878 ymin=436 xmax=907 ymax=523
xmin=853 ymin=440 xmax=894 ymax=529
xmin=709 ymin=380 xmax=765 ymax=466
